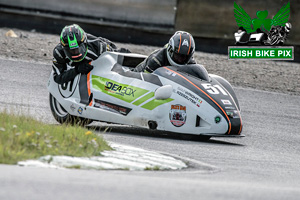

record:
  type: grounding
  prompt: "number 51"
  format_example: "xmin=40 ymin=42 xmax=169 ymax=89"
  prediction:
xmin=201 ymin=83 xmax=228 ymax=95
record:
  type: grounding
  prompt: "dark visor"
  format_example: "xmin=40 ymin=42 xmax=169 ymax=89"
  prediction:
xmin=69 ymin=48 xmax=80 ymax=57
xmin=63 ymin=43 xmax=87 ymax=61
xmin=173 ymin=52 xmax=189 ymax=64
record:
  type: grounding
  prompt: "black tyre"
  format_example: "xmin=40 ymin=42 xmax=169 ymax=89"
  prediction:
xmin=49 ymin=93 xmax=93 ymax=126
xmin=181 ymin=134 xmax=211 ymax=141
xmin=196 ymin=135 xmax=212 ymax=141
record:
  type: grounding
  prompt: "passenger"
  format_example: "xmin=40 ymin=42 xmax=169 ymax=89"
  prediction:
xmin=134 ymin=31 xmax=196 ymax=73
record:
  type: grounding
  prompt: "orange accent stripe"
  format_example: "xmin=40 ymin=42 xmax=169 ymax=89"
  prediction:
xmin=177 ymin=33 xmax=182 ymax=53
xmin=164 ymin=67 xmax=232 ymax=134
xmin=187 ymin=35 xmax=192 ymax=55
xmin=87 ymin=72 xmax=93 ymax=106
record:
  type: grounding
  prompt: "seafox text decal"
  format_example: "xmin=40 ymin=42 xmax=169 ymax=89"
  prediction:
xmin=92 ymin=75 xmax=174 ymax=109
xmin=105 ymin=82 xmax=136 ymax=97
xmin=92 ymin=75 xmax=149 ymax=103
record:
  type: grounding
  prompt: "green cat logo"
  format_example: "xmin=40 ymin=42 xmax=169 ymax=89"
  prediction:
xmin=234 ymin=2 xmax=290 ymax=33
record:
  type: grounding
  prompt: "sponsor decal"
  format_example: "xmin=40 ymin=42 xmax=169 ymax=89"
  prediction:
xmin=229 ymin=2 xmax=293 ymax=60
xmin=166 ymin=70 xmax=177 ymax=77
xmin=176 ymin=87 xmax=203 ymax=107
xmin=70 ymin=104 xmax=76 ymax=112
xmin=105 ymin=81 xmax=136 ymax=97
xmin=169 ymin=104 xmax=187 ymax=127
xmin=92 ymin=75 xmax=148 ymax=103
xmin=92 ymin=75 xmax=174 ymax=110
xmin=77 ymin=107 xmax=83 ymax=115
xmin=94 ymin=99 xmax=132 ymax=116
xmin=221 ymin=99 xmax=232 ymax=105
xmin=225 ymin=106 xmax=236 ymax=110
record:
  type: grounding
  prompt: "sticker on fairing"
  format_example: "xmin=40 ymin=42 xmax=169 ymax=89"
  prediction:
xmin=221 ymin=99 xmax=232 ymax=105
xmin=94 ymin=99 xmax=132 ymax=116
xmin=91 ymin=75 xmax=174 ymax=110
xmin=176 ymin=87 xmax=203 ymax=107
xmin=91 ymin=75 xmax=149 ymax=103
xmin=169 ymin=104 xmax=187 ymax=127
xmin=78 ymin=107 xmax=83 ymax=115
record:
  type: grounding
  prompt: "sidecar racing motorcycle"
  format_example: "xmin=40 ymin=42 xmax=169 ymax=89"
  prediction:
xmin=48 ymin=51 xmax=243 ymax=140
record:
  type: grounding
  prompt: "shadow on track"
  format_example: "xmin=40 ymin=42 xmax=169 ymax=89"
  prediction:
xmin=88 ymin=124 xmax=244 ymax=147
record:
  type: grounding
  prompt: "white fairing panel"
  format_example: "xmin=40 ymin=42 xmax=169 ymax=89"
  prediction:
xmin=48 ymin=52 xmax=236 ymax=136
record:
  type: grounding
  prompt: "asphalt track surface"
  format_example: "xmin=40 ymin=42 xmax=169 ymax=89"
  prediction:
xmin=1 ymin=58 xmax=300 ymax=200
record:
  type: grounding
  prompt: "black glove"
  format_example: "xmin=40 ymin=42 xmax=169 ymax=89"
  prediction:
xmin=76 ymin=63 xmax=94 ymax=74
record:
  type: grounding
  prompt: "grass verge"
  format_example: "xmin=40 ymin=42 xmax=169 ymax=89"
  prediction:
xmin=0 ymin=112 xmax=112 ymax=164
xmin=144 ymin=166 xmax=161 ymax=171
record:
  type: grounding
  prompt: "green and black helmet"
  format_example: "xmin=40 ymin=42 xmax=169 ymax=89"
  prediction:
xmin=60 ymin=24 xmax=88 ymax=62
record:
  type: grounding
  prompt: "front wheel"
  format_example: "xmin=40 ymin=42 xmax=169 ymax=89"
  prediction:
xmin=49 ymin=93 xmax=93 ymax=126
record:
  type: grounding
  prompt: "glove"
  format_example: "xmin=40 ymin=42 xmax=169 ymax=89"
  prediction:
xmin=76 ymin=63 xmax=94 ymax=74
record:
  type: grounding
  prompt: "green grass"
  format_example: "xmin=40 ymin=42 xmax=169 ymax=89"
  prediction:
xmin=144 ymin=166 xmax=161 ymax=171
xmin=0 ymin=112 xmax=112 ymax=164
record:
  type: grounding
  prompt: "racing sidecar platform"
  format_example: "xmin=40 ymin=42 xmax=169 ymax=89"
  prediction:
xmin=48 ymin=52 xmax=243 ymax=140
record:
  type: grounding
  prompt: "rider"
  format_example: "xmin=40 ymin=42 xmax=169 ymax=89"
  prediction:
xmin=52 ymin=24 xmax=127 ymax=84
xmin=133 ymin=31 xmax=196 ymax=73
xmin=265 ymin=23 xmax=292 ymax=45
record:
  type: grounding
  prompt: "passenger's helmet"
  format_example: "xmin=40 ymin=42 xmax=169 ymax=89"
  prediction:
xmin=60 ymin=24 xmax=88 ymax=62
xmin=167 ymin=31 xmax=195 ymax=67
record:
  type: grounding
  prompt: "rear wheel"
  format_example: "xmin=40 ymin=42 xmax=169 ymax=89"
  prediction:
xmin=49 ymin=93 xmax=93 ymax=126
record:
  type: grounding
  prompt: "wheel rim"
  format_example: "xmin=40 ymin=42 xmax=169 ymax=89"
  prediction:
xmin=51 ymin=95 xmax=68 ymax=118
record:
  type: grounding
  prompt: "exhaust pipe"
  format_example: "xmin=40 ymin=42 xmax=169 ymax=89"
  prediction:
xmin=148 ymin=121 xmax=157 ymax=130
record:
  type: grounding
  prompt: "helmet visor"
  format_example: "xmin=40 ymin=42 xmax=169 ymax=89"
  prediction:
xmin=63 ymin=43 xmax=87 ymax=62
xmin=172 ymin=52 xmax=190 ymax=65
